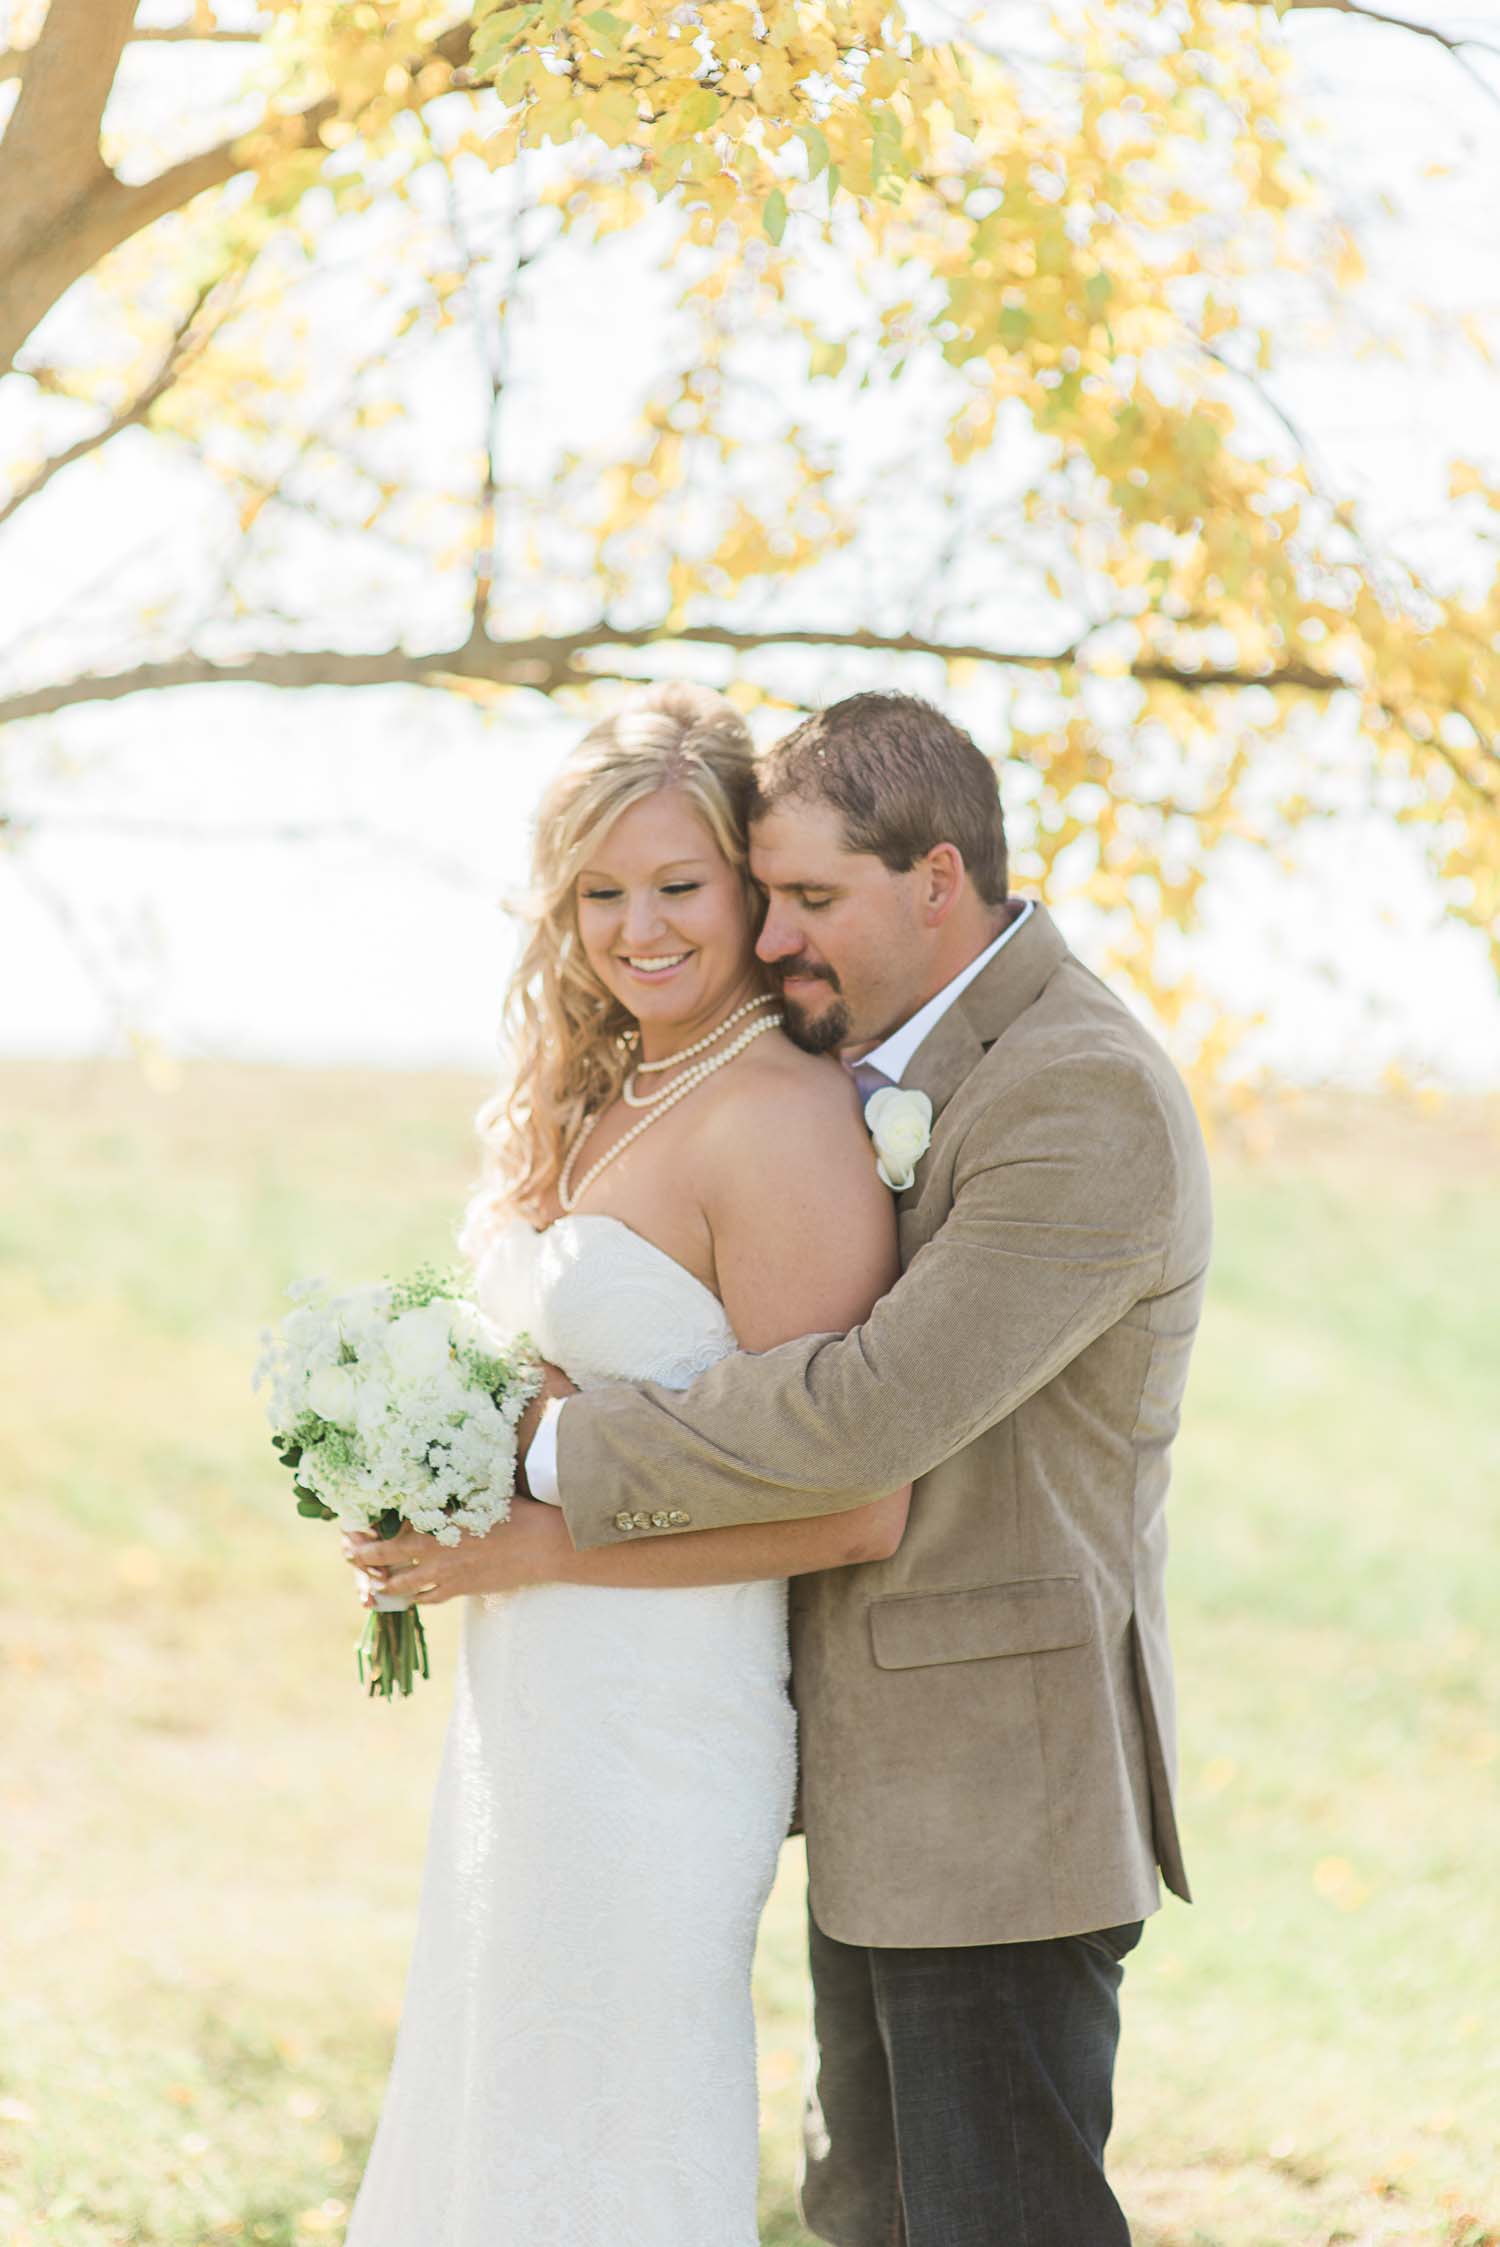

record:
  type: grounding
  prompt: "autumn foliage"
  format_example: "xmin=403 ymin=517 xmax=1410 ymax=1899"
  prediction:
xmin=1 ymin=1 xmax=1496 ymax=1065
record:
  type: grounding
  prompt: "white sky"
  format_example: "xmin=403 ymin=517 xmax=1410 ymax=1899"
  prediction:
xmin=2 ymin=3 xmax=1498 ymax=1086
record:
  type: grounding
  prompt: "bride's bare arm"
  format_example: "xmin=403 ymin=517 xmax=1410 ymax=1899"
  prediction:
xmin=346 ymin=1481 xmax=904 ymax=1603
xmin=554 ymin=1050 xmax=911 ymax=1582
xmin=349 ymin=1055 xmax=911 ymax=1602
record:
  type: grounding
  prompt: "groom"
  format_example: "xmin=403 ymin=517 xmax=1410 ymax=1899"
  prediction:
xmin=545 ymin=693 xmax=1209 ymax=2244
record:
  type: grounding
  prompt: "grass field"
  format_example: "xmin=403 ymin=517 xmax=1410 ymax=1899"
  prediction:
xmin=1 ymin=1062 xmax=1498 ymax=2247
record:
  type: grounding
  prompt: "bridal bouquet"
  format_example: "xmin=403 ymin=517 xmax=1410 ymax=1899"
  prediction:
xmin=255 ymin=1267 xmax=541 ymax=1698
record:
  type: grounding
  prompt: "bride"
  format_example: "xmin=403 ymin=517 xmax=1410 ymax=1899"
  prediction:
xmin=341 ymin=683 xmax=909 ymax=2246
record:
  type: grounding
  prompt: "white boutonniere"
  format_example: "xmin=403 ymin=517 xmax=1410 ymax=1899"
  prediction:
xmin=865 ymin=1086 xmax=934 ymax=1192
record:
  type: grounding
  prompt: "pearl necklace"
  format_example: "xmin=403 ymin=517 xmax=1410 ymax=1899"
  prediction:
xmin=559 ymin=1011 xmax=784 ymax=1214
xmin=621 ymin=991 xmax=780 ymax=1109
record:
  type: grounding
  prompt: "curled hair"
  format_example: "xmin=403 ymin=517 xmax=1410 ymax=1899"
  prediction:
xmin=461 ymin=683 xmax=757 ymax=1247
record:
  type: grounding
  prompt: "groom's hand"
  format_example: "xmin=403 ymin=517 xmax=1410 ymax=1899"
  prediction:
xmin=343 ymin=1496 xmax=576 ymax=1605
xmin=514 ymin=1360 xmax=578 ymax=1492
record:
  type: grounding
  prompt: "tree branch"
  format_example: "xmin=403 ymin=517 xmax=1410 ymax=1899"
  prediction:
xmin=0 ymin=0 xmax=137 ymax=206
xmin=125 ymin=26 xmax=266 ymax=43
xmin=0 ymin=275 xmax=227 ymax=535
xmin=0 ymin=123 xmax=307 ymax=382
xmin=604 ymin=621 xmax=1351 ymax=693
xmin=0 ymin=644 xmax=574 ymax=724
xmin=443 ymin=167 xmax=507 ymax=646
xmin=0 ymin=21 xmax=475 ymax=379
xmin=1 ymin=20 xmax=266 ymax=74
xmin=1230 ymin=0 xmax=1500 ymax=108
xmin=1236 ymin=0 xmax=1500 ymax=54
xmin=0 ymin=621 xmax=1352 ymax=730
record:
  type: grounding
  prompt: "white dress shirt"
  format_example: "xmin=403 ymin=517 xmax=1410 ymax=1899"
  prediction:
xmin=526 ymin=900 xmax=1035 ymax=1503
xmin=856 ymin=900 xmax=1033 ymax=1086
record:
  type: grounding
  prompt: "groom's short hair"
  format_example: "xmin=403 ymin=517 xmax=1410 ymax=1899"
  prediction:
xmin=755 ymin=693 xmax=1008 ymax=905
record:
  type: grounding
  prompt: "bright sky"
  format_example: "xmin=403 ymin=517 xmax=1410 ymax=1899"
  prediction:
xmin=2 ymin=3 xmax=1498 ymax=1086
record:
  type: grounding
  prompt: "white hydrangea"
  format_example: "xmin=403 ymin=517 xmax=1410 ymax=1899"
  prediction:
xmin=255 ymin=1271 xmax=541 ymax=1545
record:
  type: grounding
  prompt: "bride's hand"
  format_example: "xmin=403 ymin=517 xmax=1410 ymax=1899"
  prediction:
xmin=343 ymin=1499 xmax=575 ymax=1606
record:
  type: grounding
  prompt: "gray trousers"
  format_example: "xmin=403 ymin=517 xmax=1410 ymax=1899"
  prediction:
xmin=800 ymin=1907 xmax=1142 ymax=2247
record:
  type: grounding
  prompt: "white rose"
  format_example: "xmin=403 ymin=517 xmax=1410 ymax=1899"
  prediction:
xmin=353 ymin=1374 xmax=388 ymax=1436
xmin=306 ymin=1365 xmax=359 ymax=1426
xmin=864 ymin=1086 xmax=934 ymax=1192
xmin=385 ymin=1303 xmax=455 ymax=1380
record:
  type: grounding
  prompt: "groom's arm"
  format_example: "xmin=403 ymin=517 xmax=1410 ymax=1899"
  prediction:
xmin=554 ymin=1049 xmax=1190 ymax=1550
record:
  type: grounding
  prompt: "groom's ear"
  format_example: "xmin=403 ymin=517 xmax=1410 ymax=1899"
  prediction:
xmin=918 ymin=842 xmax=967 ymax=926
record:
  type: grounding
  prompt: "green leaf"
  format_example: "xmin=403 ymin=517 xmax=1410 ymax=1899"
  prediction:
xmin=676 ymin=85 xmax=721 ymax=135
xmin=583 ymin=5 xmax=626 ymax=45
xmin=798 ymin=124 xmax=829 ymax=180
xmin=654 ymin=139 xmax=695 ymax=185
xmin=470 ymin=4 xmax=541 ymax=77
xmin=496 ymin=48 xmax=536 ymax=100
xmin=763 ymin=188 xmax=788 ymax=245
xmin=870 ymin=107 xmax=902 ymax=191
xmin=481 ymin=2 xmax=542 ymax=32
xmin=296 ymin=1493 xmax=336 ymax=1520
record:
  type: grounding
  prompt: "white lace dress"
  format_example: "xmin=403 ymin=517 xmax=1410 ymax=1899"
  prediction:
xmin=343 ymin=1214 xmax=797 ymax=2247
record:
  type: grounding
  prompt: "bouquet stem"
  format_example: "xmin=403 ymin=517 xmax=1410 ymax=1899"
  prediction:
xmin=357 ymin=1605 xmax=430 ymax=1699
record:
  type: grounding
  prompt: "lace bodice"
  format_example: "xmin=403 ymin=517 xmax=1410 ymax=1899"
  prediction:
xmin=476 ymin=1213 xmax=738 ymax=1392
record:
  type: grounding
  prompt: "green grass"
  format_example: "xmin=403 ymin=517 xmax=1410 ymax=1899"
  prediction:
xmin=2 ymin=1063 xmax=1498 ymax=2247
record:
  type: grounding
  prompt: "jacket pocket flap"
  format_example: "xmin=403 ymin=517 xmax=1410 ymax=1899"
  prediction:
xmin=868 ymin=1577 xmax=1090 ymax=1671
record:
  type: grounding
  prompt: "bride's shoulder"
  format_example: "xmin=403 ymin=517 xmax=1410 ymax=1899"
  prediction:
xmin=696 ymin=1034 xmax=867 ymax=1159
xmin=696 ymin=1036 xmax=891 ymax=1250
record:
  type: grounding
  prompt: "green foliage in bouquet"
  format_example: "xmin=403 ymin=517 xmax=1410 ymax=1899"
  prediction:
xmin=258 ymin=1266 xmax=540 ymax=1699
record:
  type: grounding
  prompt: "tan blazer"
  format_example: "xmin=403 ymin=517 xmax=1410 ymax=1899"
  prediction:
xmin=557 ymin=904 xmax=1212 ymax=1946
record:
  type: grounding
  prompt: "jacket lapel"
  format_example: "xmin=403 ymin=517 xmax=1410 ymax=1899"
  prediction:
xmin=902 ymin=1001 xmax=983 ymax=1121
xmin=904 ymin=901 xmax=1069 ymax=1121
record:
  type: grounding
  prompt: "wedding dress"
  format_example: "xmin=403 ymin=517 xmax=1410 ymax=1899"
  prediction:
xmin=343 ymin=1213 xmax=797 ymax=2247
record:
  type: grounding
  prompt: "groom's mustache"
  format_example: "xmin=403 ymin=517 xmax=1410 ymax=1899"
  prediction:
xmin=771 ymin=958 xmax=841 ymax=994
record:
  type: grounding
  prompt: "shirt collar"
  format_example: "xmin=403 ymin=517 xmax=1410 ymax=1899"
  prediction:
xmin=861 ymin=900 xmax=1035 ymax=1085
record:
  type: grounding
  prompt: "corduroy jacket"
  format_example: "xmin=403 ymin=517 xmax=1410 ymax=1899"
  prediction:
xmin=557 ymin=904 xmax=1212 ymax=1946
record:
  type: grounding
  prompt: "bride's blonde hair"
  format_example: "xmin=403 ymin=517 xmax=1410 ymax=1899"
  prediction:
xmin=466 ymin=682 xmax=759 ymax=1236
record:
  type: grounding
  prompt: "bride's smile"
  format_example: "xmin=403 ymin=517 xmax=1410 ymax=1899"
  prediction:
xmin=574 ymin=783 xmax=767 ymax=1060
xmin=622 ymin=950 xmax=690 ymax=978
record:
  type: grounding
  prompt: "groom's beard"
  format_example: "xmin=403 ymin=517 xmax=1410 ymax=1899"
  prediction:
xmin=773 ymin=961 xmax=850 ymax=1055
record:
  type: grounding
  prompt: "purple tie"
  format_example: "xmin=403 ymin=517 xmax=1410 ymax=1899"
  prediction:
xmin=847 ymin=1059 xmax=894 ymax=1110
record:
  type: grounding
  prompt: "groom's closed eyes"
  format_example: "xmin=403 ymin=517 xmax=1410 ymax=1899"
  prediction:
xmin=755 ymin=882 xmax=841 ymax=912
